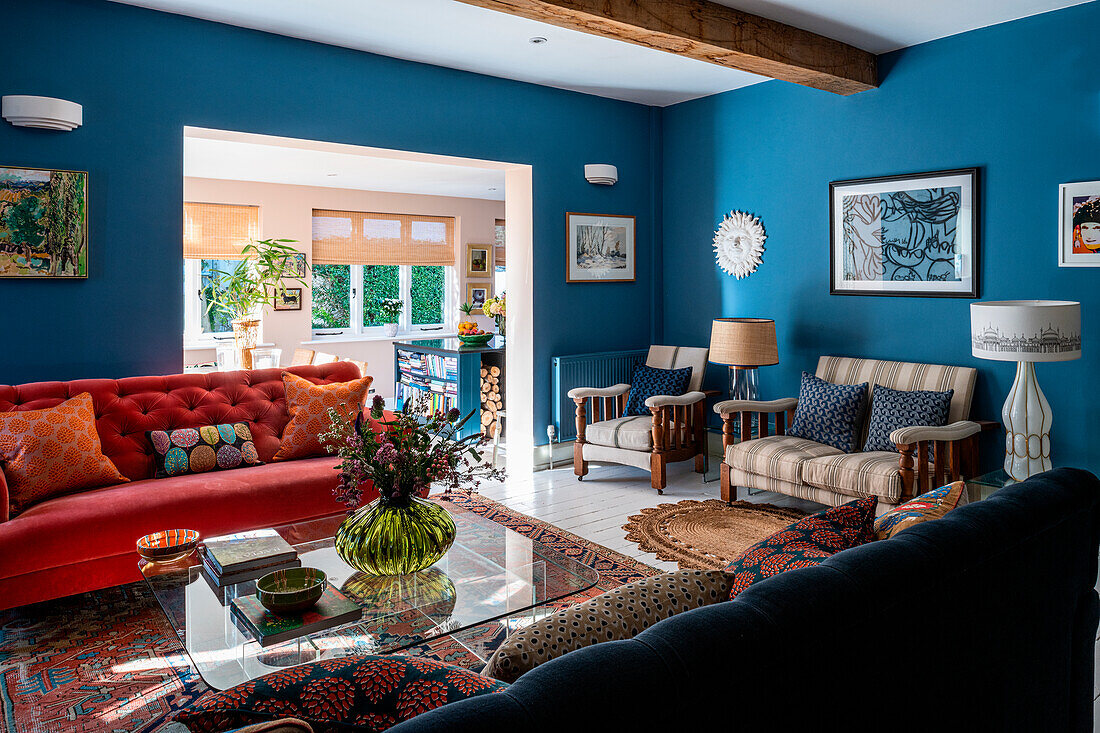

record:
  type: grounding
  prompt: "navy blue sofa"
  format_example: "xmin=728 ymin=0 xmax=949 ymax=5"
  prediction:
xmin=394 ymin=468 xmax=1100 ymax=732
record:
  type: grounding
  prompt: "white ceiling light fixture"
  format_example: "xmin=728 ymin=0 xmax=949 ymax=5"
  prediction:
xmin=584 ymin=164 xmax=617 ymax=185
xmin=2 ymin=95 xmax=83 ymax=131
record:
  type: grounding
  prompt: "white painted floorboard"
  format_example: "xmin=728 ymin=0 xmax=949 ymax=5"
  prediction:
xmin=477 ymin=459 xmax=825 ymax=573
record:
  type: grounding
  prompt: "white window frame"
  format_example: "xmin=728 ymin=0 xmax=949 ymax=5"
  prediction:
xmin=183 ymin=258 xmax=237 ymax=347
xmin=310 ymin=264 xmax=455 ymax=340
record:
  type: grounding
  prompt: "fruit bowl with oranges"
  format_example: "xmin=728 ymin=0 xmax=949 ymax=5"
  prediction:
xmin=458 ymin=320 xmax=494 ymax=346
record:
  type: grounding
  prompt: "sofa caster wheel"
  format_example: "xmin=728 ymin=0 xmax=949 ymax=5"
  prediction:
xmin=657 ymin=489 xmax=664 ymax=495
xmin=577 ymin=475 xmax=584 ymax=481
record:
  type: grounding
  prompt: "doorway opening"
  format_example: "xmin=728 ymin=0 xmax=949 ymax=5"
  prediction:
xmin=181 ymin=126 xmax=535 ymax=475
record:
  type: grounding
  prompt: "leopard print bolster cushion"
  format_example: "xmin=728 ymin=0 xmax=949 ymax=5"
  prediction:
xmin=482 ymin=569 xmax=734 ymax=684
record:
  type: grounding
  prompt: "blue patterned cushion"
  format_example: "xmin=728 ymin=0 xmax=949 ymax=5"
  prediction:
xmin=786 ymin=372 xmax=868 ymax=453
xmin=624 ymin=364 xmax=693 ymax=416
xmin=861 ymin=384 xmax=953 ymax=454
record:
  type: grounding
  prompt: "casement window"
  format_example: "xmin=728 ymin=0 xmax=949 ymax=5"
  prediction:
xmin=494 ymin=218 xmax=506 ymax=294
xmin=310 ymin=210 xmax=456 ymax=338
xmin=182 ymin=203 xmax=259 ymax=344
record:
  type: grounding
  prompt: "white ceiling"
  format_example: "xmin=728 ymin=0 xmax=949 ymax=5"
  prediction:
xmin=112 ymin=0 xmax=1091 ymax=106
xmin=184 ymin=129 xmax=507 ymax=199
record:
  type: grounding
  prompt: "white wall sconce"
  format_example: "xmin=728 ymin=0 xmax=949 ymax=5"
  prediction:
xmin=584 ymin=164 xmax=617 ymax=185
xmin=3 ymin=95 xmax=83 ymax=131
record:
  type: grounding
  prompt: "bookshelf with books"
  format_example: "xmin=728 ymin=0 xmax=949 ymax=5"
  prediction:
xmin=393 ymin=337 xmax=504 ymax=439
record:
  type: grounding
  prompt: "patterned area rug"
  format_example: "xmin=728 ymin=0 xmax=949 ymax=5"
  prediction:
xmin=0 ymin=493 xmax=657 ymax=733
xmin=623 ymin=499 xmax=806 ymax=570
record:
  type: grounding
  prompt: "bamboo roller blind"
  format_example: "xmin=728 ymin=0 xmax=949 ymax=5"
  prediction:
xmin=183 ymin=202 xmax=259 ymax=259
xmin=494 ymin=218 xmax=506 ymax=268
xmin=312 ymin=210 xmax=456 ymax=266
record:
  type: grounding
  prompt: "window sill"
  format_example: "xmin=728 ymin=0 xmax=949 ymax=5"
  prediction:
xmin=303 ymin=333 xmax=457 ymax=346
xmin=184 ymin=340 xmax=273 ymax=351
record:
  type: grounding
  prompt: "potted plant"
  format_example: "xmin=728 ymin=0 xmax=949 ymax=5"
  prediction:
xmin=205 ymin=238 xmax=307 ymax=368
xmin=379 ymin=298 xmax=403 ymax=337
xmin=321 ymin=395 xmax=505 ymax=575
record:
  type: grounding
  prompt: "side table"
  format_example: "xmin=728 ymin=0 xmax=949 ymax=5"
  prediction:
xmin=965 ymin=469 xmax=1017 ymax=504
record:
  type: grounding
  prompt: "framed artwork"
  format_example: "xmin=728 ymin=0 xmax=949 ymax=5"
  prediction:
xmin=272 ymin=287 xmax=302 ymax=311
xmin=290 ymin=252 xmax=308 ymax=278
xmin=0 ymin=166 xmax=88 ymax=278
xmin=466 ymin=242 xmax=491 ymax=277
xmin=566 ymin=212 xmax=635 ymax=283
xmin=465 ymin=282 xmax=490 ymax=314
xmin=830 ymin=168 xmax=979 ymax=298
xmin=1058 ymin=181 xmax=1100 ymax=267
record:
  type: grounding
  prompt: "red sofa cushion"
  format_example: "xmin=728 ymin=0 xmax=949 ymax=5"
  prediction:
xmin=0 ymin=456 xmax=348 ymax=584
xmin=0 ymin=362 xmax=361 ymax=486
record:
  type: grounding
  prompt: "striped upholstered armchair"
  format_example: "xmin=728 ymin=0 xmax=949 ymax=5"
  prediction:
xmin=715 ymin=356 xmax=992 ymax=515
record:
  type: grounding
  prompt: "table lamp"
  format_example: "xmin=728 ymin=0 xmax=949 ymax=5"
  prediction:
xmin=970 ymin=300 xmax=1081 ymax=480
xmin=708 ymin=318 xmax=779 ymax=401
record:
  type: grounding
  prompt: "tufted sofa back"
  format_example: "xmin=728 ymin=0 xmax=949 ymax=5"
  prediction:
xmin=0 ymin=362 xmax=362 ymax=482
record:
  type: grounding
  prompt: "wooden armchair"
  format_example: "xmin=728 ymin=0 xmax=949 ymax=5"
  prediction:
xmin=714 ymin=356 xmax=994 ymax=514
xmin=570 ymin=345 xmax=709 ymax=493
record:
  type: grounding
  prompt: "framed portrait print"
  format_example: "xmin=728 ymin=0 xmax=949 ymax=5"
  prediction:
xmin=466 ymin=242 xmax=491 ymax=277
xmin=0 ymin=166 xmax=88 ymax=278
xmin=272 ymin=287 xmax=302 ymax=311
xmin=830 ymin=168 xmax=979 ymax=297
xmin=465 ymin=282 xmax=489 ymax=314
xmin=566 ymin=212 xmax=635 ymax=283
xmin=1058 ymin=181 xmax=1100 ymax=267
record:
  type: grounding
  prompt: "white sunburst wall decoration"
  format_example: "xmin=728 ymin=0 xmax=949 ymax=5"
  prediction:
xmin=713 ymin=211 xmax=766 ymax=279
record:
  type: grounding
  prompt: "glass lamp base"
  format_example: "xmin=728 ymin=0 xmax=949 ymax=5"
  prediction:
xmin=729 ymin=367 xmax=759 ymax=402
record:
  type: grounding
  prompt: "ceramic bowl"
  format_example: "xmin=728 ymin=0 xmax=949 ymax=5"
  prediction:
xmin=257 ymin=567 xmax=327 ymax=613
xmin=458 ymin=333 xmax=494 ymax=346
xmin=137 ymin=529 xmax=200 ymax=562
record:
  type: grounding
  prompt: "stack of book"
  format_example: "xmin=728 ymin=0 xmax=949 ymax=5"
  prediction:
xmin=199 ymin=529 xmax=300 ymax=587
xmin=230 ymin=587 xmax=363 ymax=648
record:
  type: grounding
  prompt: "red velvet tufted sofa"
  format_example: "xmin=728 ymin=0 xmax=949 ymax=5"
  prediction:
xmin=0 ymin=362 xmax=377 ymax=610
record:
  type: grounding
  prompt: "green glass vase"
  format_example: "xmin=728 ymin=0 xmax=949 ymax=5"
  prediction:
xmin=335 ymin=494 xmax=457 ymax=576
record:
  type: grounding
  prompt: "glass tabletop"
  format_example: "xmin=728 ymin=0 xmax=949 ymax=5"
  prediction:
xmin=141 ymin=499 xmax=599 ymax=690
xmin=965 ymin=469 xmax=1017 ymax=503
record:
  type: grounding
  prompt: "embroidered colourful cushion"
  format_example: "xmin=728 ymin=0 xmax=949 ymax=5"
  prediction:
xmin=0 ymin=392 xmax=129 ymax=518
xmin=862 ymin=384 xmax=953 ymax=454
xmin=873 ymin=480 xmax=966 ymax=540
xmin=725 ymin=497 xmax=878 ymax=600
xmin=786 ymin=372 xmax=869 ymax=453
xmin=174 ymin=655 xmax=509 ymax=733
xmin=624 ymin=364 xmax=693 ymax=416
xmin=147 ymin=423 xmax=263 ymax=479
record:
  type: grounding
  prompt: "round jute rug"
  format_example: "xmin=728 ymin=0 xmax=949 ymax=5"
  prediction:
xmin=623 ymin=500 xmax=806 ymax=570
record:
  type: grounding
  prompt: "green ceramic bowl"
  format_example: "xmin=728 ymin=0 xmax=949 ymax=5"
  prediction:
xmin=458 ymin=333 xmax=494 ymax=346
xmin=257 ymin=567 xmax=327 ymax=614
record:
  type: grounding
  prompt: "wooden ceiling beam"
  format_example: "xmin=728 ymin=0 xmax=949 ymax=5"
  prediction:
xmin=453 ymin=0 xmax=878 ymax=95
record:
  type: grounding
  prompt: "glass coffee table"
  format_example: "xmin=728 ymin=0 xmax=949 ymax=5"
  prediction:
xmin=141 ymin=500 xmax=599 ymax=690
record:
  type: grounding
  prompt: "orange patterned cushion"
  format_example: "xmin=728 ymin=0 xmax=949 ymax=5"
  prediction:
xmin=273 ymin=372 xmax=374 ymax=461
xmin=0 ymin=392 xmax=129 ymax=518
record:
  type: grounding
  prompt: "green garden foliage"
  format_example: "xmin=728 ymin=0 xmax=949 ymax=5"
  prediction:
xmin=312 ymin=264 xmax=445 ymax=329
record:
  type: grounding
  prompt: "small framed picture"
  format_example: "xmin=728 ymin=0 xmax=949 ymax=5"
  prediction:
xmin=272 ymin=287 xmax=302 ymax=311
xmin=0 ymin=166 xmax=88 ymax=279
xmin=1059 ymin=181 xmax=1100 ymax=267
xmin=566 ymin=212 xmax=636 ymax=283
xmin=830 ymin=168 xmax=980 ymax=298
xmin=466 ymin=242 xmax=491 ymax=277
xmin=465 ymin=282 xmax=490 ymax=314
xmin=292 ymin=253 xmax=308 ymax=278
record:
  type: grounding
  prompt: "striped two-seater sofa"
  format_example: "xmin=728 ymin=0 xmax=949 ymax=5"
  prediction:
xmin=714 ymin=356 xmax=983 ymax=515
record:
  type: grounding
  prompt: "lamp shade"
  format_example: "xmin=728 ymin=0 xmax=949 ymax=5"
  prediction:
xmin=709 ymin=318 xmax=778 ymax=367
xmin=970 ymin=300 xmax=1081 ymax=363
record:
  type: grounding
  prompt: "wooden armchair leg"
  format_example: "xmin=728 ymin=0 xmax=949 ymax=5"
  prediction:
xmin=573 ymin=398 xmax=588 ymax=480
xmin=720 ymin=462 xmax=734 ymax=503
xmin=651 ymin=452 xmax=667 ymax=494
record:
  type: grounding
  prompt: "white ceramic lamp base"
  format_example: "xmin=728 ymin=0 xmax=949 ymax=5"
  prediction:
xmin=1002 ymin=361 xmax=1052 ymax=481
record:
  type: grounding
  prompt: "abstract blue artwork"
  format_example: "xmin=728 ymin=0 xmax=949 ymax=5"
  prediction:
xmin=830 ymin=169 xmax=979 ymax=297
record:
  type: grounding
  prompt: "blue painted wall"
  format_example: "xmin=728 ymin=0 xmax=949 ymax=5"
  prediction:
xmin=0 ymin=0 xmax=659 ymax=442
xmin=661 ymin=2 xmax=1100 ymax=471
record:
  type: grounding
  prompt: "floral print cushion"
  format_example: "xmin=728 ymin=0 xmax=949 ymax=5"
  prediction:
xmin=174 ymin=655 xmax=509 ymax=733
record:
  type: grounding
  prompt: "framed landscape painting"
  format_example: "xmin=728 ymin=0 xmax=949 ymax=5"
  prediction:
xmin=1058 ymin=181 xmax=1100 ymax=267
xmin=0 ymin=166 xmax=88 ymax=278
xmin=830 ymin=168 xmax=979 ymax=297
xmin=566 ymin=212 xmax=635 ymax=283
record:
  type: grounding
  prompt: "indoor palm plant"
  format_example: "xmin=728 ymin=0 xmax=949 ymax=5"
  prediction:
xmin=205 ymin=238 xmax=307 ymax=367
xmin=321 ymin=395 xmax=505 ymax=575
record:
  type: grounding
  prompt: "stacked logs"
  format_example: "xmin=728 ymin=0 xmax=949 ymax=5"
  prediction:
xmin=480 ymin=365 xmax=504 ymax=437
